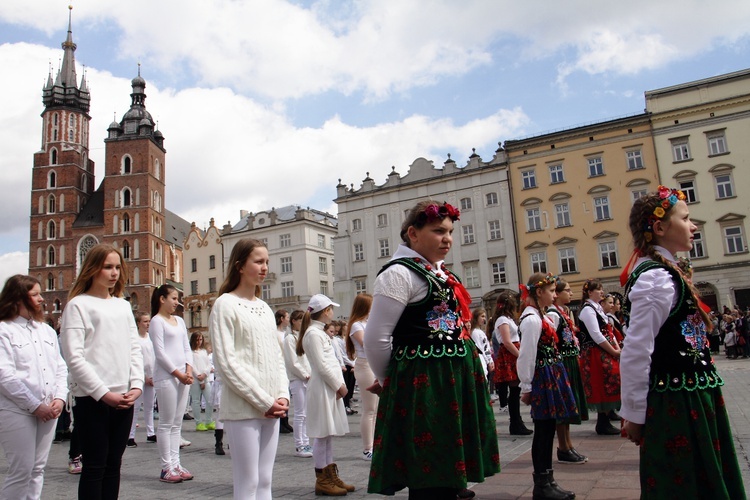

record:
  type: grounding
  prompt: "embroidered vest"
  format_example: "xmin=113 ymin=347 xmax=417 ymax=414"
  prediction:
xmin=519 ymin=312 xmax=562 ymax=368
xmin=547 ymin=307 xmax=580 ymax=358
xmin=578 ymin=302 xmax=610 ymax=349
xmin=624 ymin=261 xmax=722 ymax=392
xmin=378 ymin=258 xmax=467 ymax=360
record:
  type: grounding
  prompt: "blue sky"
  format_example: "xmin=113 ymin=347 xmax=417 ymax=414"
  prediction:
xmin=1 ymin=0 xmax=749 ymax=283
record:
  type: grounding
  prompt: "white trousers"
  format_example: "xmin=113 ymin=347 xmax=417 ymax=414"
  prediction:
xmin=154 ymin=378 xmax=190 ymax=471
xmin=129 ymin=383 xmax=156 ymax=439
xmin=224 ymin=418 xmax=279 ymax=500
xmin=353 ymin=357 xmax=378 ymax=452
xmin=289 ymin=379 xmax=309 ymax=448
xmin=189 ymin=379 xmax=213 ymax=425
xmin=0 ymin=409 xmax=56 ymax=500
xmin=312 ymin=436 xmax=334 ymax=470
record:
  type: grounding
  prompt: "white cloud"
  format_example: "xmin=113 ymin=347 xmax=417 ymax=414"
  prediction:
xmin=0 ymin=252 xmax=30 ymax=288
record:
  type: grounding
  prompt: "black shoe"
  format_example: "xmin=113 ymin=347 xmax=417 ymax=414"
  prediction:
xmin=509 ymin=421 xmax=533 ymax=435
xmin=532 ymin=471 xmax=573 ymax=500
xmin=457 ymin=488 xmax=475 ymax=499
xmin=127 ymin=438 xmax=137 ymax=448
xmin=607 ymin=410 xmax=622 ymax=421
xmin=53 ymin=432 xmax=64 ymax=443
xmin=183 ymin=413 xmax=194 ymax=421
xmin=547 ymin=469 xmax=575 ymax=499
xmin=345 ymin=407 xmax=357 ymax=415
xmin=557 ymin=448 xmax=586 ymax=465
xmin=279 ymin=425 xmax=292 ymax=434
xmin=595 ymin=419 xmax=620 ymax=435
xmin=146 ymin=435 xmax=157 ymax=443
xmin=570 ymin=448 xmax=588 ymax=462
xmin=215 ymin=443 xmax=226 ymax=455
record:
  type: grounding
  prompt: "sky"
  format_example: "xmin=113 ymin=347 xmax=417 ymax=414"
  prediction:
xmin=1 ymin=0 xmax=749 ymax=284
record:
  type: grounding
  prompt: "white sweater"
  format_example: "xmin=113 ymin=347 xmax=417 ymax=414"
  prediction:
xmin=150 ymin=315 xmax=193 ymax=383
xmin=60 ymin=294 xmax=144 ymax=401
xmin=209 ymin=293 xmax=289 ymax=421
xmin=282 ymin=330 xmax=311 ymax=382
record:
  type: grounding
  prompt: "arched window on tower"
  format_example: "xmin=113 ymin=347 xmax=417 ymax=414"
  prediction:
xmin=122 ymin=156 xmax=132 ymax=175
xmin=122 ymin=240 xmax=130 ymax=260
xmin=122 ymin=188 xmax=132 ymax=207
xmin=47 ymin=246 xmax=56 ymax=266
xmin=47 ymin=273 xmax=55 ymax=291
xmin=47 ymin=220 xmax=56 ymax=240
xmin=123 ymin=214 xmax=131 ymax=233
xmin=78 ymin=236 xmax=98 ymax=270
xmin=53 ymin=299 xmax=61 ymax=313
xmin=48 ymin=171 xmax=56 ymax=188
xmin=50 ymin=149 xmax=58 ymax=165
xmin=154 ymin=158 xmax=160 ymax=180
xmin=48 ymin=195 xmax=56 ymax=214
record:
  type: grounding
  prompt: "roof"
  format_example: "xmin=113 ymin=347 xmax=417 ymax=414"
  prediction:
xmin=165 ymin=209 xmax=191 ymax=249
xmin=232 ymin=204 xmax=338 ymax=232
xmin=72 ymin=188 xmax=104 ymax=228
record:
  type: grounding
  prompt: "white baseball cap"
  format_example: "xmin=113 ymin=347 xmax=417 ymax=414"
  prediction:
xmin=307 ymin=294 xmax=340 ymax=314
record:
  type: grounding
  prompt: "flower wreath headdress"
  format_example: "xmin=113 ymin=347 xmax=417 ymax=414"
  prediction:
xmin=519 ymin=273 xmax=557 ymax=301
xmin=416 ymin=202 xmax=461 ymax=225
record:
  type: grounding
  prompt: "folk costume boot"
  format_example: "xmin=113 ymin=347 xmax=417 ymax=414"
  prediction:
xmin=595 ymin=412 xmax=620 ymax=435
xmin=328 ymin=463 xmax=355 ymax=492
xmin=214 ymin=429 xmax=225 ymax=456
xmin=508 ymin=387 xmax=533 ymax=435
xmin=546 ymin=469 xmax=575 ymax=499
xmin=314 ymin=467 xmax=347 ymax=496
xmin=532 ymin=471 xmax=572 ymax=500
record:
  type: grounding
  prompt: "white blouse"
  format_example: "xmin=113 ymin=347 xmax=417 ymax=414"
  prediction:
xmin=578 ymin=299 xmax=609 ymax=345
xmin=493 ymin=316 xmax=519 ymax=345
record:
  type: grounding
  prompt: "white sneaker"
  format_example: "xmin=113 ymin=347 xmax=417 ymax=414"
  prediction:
xmin=295 ymin=446 xmax=313 ymax=458
xmin=362 ymin=450 xmax=373 ymax=461
xmin=179 ymin=437 xmax=191 ymax=448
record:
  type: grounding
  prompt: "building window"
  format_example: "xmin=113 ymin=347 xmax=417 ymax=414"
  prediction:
xmin=460 ymin=197 xmax=473 ymax=211
xmin=377 ymin=214 xmax=388 ymax=227
xmin=48 ymin=195 xmax=56 ymax=214
xmin=353 ymin=243 xmax=364 ymax=261
xmin=48 ymin=171 xmax=57 ymax=188
xmin=486 ymin=192 xmax=498 ymax=206
xmin=281 ymin=281 xmax=294 ymax=298
xmin=549 ymin=164 xmax=564 ymax=184
xmin=690 ymin=229 xmax=706 ymax=259
xmin=593 ymin=196 xmax=611 ymax=221
xmin=209 ymin=255 xmax=216 ymax=269
xmin=191 ymin=280 xmax=198 ymax=295
xmin=715 ymin=174 xmax=734 ymax=199
xmin=521 ymin=169 xmax=537 ymax=189
xmin=530 ymin=252 xmax=547 ymax=274
xmin=379 ymin=239 xmax=390 ymax=258
xmin=122 ymin=214 xmax=131 ymax=233
xmin=626 ymin=150 xmax=644 ymax=170
xmin=463 ymin=264 xmax=480 ymax=288
xmin=588 ymin=157 xmax=604 ymax=177
xmin=122 ymin=240 xmax=130 ymax=260
xmin=318 ymin=234 xmax=326 ymax=248
xmin=526 ymin=208 xmax=542 ymax=232
xmin=554 ymin=203 xmax=571 ymax=227
xmin=352 ymin=219 xmax=362 ymax=231
xmin=53 ymin=299 xmax=61 ymax=312
xmin=50 ymin=148 xmax=58 ymax=165
xmin=261 ymin=284 xmax=271 ymax=301
xmin=320 ymin=281 xmax=329 ymax=295
xmin=280 ymin=233 xmax=291 ymax=248
xmin=631 ymin=189 xmax=648 ymax=202
xmin=355 ymin=278 xmax=367 ymax=295
xmin=122 ymin=156 xmax=132 ymax=175
xmin=208 ymin=277 xmax=217 ymax=293
xmin=319 ymin=256 xmax=327 ymax=274
xmin=678 ymin=180 xmax=698 ymax=203
xmin=599 ymin=242 xmax=619 ymax=269
xmin=47 ymin=273 xmax=55 ymax=291
xmin=488 ymin=220 xmax=502 ymax=240
xmin=191 ymin=307 xmax=202 ymax=328
xmin=462 ymin=225 xmax=475 ymax=244
xmin=559 ymin=248 xmax=578 ymax=274
xmin=671 ymin=139 xmax=691 ymax=162
xmin=724 ymin=226 xmax=746 ymax=254
xmin=48 ymin=220 xmax=56 ymax=239
xmin=280 ymin=256 xmax=293 ymax=274
xmin=191 ymin=258 xmax=197 ymax=273
xmin=122 ymin=188 xmax=132 ymax=207
xmin=491 ymin=262 xmax=507 ymax=285
xmin=707 ymin=132 xmax=728 ymax=156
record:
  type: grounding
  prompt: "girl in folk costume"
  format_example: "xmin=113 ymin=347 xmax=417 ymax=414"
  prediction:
xmin=577 ymin=279 xmax=622 ymax=435
xmin=600 ymin=294 xmax=624 ymax=349
xmin=364 ymin=201 xmax=499 ymax=500
xmin=620 ymin=186 xmax=745 ymax=499
xmin=491 ymin=291 xmax=533 ymax=435
xmin=517 ymin=273 xmax=578 ymax=500
xmin=296 ymin=294 xmax=353 ymax=496
xmin=545 ymin=278 xmax=587 ymax=465
xmin=469 ymin=308 xmax=494 ymax=382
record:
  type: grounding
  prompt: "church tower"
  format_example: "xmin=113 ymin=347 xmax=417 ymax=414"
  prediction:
xmin=29 ymin=6 xmax=94 ymax=319
xmin=101 ymin=68 xmax=168 ymax=312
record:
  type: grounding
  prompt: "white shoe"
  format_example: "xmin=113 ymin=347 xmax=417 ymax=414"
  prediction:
xmin=179 ymin=437 xmax=191 ymax=448
xmin=362 ymin=450 xmax=373 ymax=461
xmin=295 ymin=446 xmax=313 ymax=458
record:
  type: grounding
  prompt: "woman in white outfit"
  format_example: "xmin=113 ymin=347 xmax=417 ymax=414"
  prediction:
xmin=150 ymin=284 xmax=194 ymax=483
xmin=128 ymin=312 xmax=156 ymax=447
xmin=0 ymin=275 xmax=68 ymax=500
xmin=189 ymin=333 xmax=214 ymax=432
xmin=209 ymin=238 xmax=289 ymax=500
xmin=283 ymin=309 xmax=312 ymax=458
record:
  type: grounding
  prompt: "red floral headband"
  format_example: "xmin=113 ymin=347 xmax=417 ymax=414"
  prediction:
xmin=643 ymin=185 xmax=687 ymax=243
xmin=416 ymin=202 xmax=461 ymax=225
xmin=519 ymin=273 xmax=557 ymax=301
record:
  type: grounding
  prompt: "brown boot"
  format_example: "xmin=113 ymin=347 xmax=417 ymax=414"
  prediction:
xmin=315 ymin=467 xmax=347 ymax=496
xmin=327 ymin=463 xmax=355 ymax=492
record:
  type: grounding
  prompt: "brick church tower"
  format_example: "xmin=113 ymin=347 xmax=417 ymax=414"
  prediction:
xmin=29 ymin=8 xmax=182 ymax=324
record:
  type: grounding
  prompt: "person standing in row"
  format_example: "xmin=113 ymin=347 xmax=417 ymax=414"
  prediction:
xmin=0 ymin=275 xmax=68 ymax=499
xmin=275 ymin=309 xmax=294 ymax=434
xmin=210 ymin=238 xmax=289 ymax=500
xmin=189 ymin=333 xmax=215 ymax=432
xmin=469 ymin=308 xmax=494 ymax=384
xmin=345 ymin=293 xmax=376 ymax=461
xmin=334 ymin=322 xmax=357 ymax=416
xmin=578 ymin=279 xmax=621 ymax=435
xmin=365 ymin=201 xmax=499 ymax=499
xmin=621 ymin=186 xmax=745 ymax=499
xmin=128 ymin=312 xmax=156 ymax=447
xmin=60 ymin=244 xmax=143 ymax=499
xmin=282 ymin=309 xmax=313 ymax=458
xmin=546 ymin=278 xmax=587 ymax=465
xmin=491 ymin=292 xmax=532 ymax=435
xmin=517 ymin=273 xmax=578 ymax=500
xmin=297 ymin=295 xmax=353 ymax=496
xmin=150 ymin=284 xmax=194 ymax=484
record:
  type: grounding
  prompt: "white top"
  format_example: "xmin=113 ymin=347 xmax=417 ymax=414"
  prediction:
xmin=192 ymin=349 xmax=212 ymax=378
xmin=579 ymin=299 xmax=609 ymax=345
xmin=333 ymin=336 xmax=354 ymax=367
xmin=470 ymin=327 xmax=493 ymax=377
xmin=365 ymin=244 xmax=448 ymax=383
xmin=620 ymin=246 xmax=680 ymax=425
xmin=282 ymin=330 xmax=311 ymax=382
xmin=516 ymin=306 xmax=553 ymax=394
xmin=0 ymin=317 xmax=68 ymax=414
xmin=493 ymin=316 xmax=519 ymax=345
xmin=350 ymin=320 xmax=367 ymax=360
xmin=60 ymin=294 xmax=143 ymax=401
xmin=150 ymin=315 xmax=193 ymax=383
xmin=209 ymin=293 xmax=289 ymax=421
xmin=137 ymin=335 xmax=156 ymax=379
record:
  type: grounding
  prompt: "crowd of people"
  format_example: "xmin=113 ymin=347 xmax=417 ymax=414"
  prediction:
xmin=0 ymin=191 xmax=746 ymax=499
